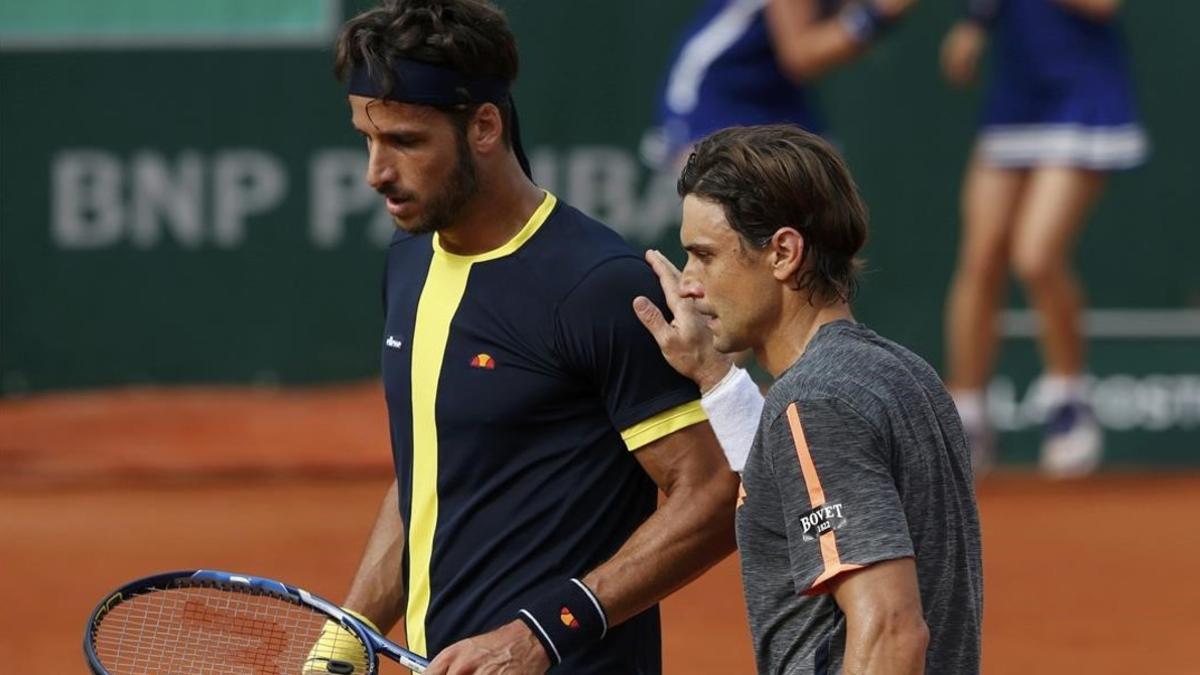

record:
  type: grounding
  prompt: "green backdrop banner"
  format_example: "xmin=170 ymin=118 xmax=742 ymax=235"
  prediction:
xmin=0 ymin=0 xmax=338 ymax=48
xmin=2 ymin=1 xmax=1196 ymax=464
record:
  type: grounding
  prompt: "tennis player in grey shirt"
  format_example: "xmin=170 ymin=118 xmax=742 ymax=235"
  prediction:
xmin=635 ymin=124 xmax=983 ymax=674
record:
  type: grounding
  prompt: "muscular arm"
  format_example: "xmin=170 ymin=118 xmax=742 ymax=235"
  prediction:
xmin=765 ymin=0 xmax=916 ymax=82
xmin=1053 ymin=0 xmax=1121 ymax=21
xmin=425 ymin=423 xmax=738 ymax=674
xmin=342 ymin=479 xmax=408 ymax=633
xmin=583 ymin=422 xmax=740 ymax=625
xmin=829 ymin=558 xmax=929 ymax=675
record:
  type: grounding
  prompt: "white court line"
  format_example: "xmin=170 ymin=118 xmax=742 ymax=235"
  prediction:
xmin=1001 ymin=309 xmax=1200 ymax=339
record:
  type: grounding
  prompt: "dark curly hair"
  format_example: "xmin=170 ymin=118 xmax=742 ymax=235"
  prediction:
xmin=678 ymin=124 xmax=868 ymax=303
xmin=334 ymin=0 xmax=518 ymax=143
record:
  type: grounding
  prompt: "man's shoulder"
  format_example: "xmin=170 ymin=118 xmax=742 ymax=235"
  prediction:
xmin=762 ymin=322 xmax=941 ymax=425
xmin=535 ymin=197 xmax=638 ymax=259
xmin=526 ymin=197 xmax=650 ymax=302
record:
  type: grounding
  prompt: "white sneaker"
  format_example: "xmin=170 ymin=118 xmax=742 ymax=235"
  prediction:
xmin=1040 ymin=401 xmax=1103 ymax=478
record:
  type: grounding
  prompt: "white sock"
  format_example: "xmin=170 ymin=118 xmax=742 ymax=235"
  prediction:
xmin=951 ymin=389 xmax=986 ymax=430
xmin=1039 ymin=374 xmax=1088 ymax=407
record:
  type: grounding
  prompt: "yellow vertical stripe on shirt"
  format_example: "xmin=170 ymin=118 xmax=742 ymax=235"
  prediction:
xmin=404 ymin=191 xmax=556 ymax=654
xmin=406 ymin=253 xmax=472 ymax=656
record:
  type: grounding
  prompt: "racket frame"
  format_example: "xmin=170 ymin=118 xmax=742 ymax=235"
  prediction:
xmin=84 ymin=569 xmax=429 ymax=674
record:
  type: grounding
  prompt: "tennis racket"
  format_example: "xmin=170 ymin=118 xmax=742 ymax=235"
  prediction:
xmin=84 ymin=569 xmax=429 ymax=674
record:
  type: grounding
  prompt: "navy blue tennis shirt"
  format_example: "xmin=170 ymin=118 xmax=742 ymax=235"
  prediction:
xmin=381 ymin=192 xmax=707 ymax=672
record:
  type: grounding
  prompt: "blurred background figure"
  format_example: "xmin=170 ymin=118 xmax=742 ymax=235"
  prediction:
xmin=642 ymin=0 xmax=917 ymax=166
xmin=940 ymin=0 xmax=1147 ymax=476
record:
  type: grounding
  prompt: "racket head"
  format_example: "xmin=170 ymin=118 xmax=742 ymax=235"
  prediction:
xmin=84 ymin=570 xmax=379 ymax=675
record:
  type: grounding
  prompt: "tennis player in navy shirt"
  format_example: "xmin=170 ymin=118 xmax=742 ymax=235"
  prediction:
xmin=307 ymin=2 xmax=739 ymax=674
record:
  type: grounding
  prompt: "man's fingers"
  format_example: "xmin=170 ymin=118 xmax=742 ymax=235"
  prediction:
xmin=424 ymin=647 xmax=457 ymax=675
xmin=633 ymin=296 xmax=673 ymax=346
xmin=648 ymin=249 xmax=683 ymax=278
xmin=423 ymin=656 xmax=448 ymax=675
xmin=643 ymin=249 xmax=687 ymax=313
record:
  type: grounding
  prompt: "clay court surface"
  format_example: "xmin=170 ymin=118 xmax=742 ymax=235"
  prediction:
xmin=2 ymin=384 xmax=1197 ymax=673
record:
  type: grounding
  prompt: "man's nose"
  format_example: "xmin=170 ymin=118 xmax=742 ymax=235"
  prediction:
xmin=366 ymin=147 xmax=397 ymax=191
xmin=679 ymin=265 xmax=704 ymax=299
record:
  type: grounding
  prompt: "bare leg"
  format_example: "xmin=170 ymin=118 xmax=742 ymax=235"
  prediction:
xmin=1010 ymin=166 xmax=1107 ymax=476
xmin=945 ymin=154 xmax=1027 ymax=391
xmin=1009 ymin=167 xmax=1106 ymax=377
xmin=944 ymin=152 xmax=1027 ymax=472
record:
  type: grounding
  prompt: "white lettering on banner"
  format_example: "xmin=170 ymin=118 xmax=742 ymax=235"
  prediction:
xmin=49 ymin=145 xmax=688 ymax=250
xmin=308 ymin=146 xmax=680 ymax=247
xmin=533 ymin=145 xmax=681 ymax=241
xmin=638 ymin=166 xmax=689 ymax=240
xmin=52 ymin=150 xmax=124 ymax=248
xmin=310 ymin=150 xmax=376 ymax=248
xmin=51 ymin=149 xmax=286 ymax=249
xmin=212 ymin=150 xmax=286 ymax=247
xmin=988 ymin=374 xmax=1200 ymax=432
xmin=567 ymin=146 xmax=640 ymax=233
xmin=131 ymin=151 xmax=204 ymax=249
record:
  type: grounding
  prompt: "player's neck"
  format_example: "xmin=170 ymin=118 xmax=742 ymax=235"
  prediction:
xmin=436 ymin=158 xmax=544 ymax=256
xmin=755 ymin=297 xmax=854 ymax=378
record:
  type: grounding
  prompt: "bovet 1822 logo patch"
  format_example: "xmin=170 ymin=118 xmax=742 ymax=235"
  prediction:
xmin=800 ymin=502 xmax=847 ymax=542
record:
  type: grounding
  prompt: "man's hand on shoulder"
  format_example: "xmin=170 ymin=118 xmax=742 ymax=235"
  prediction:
xmin=424 ymin=620 xmax=551 ymax=675
xmin=633 ymin=249 xmax=733 ymax=394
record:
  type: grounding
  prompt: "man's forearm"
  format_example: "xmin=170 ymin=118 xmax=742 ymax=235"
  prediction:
xmin=769 ymin=13 xmax=864 ymax=82
xmin=343 ymin=479 xmax=408 ymax=633
xmin=582 ymin=460 xmax=737 ymax=625
xmin=766 ymin=0 xmax=914 ymax=82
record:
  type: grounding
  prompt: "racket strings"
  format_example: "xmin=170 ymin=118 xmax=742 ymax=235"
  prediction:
xmin=92 ymin=584 xmax=369 ymax=674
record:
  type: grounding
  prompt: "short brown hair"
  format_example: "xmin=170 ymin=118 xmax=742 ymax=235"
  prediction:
xmin=678 ymin=124 xmax=868 ymax=303
xmin=334 ymin=0 xmax=518 ymax=141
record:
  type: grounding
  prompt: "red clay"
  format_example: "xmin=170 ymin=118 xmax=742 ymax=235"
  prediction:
xmin=1 ymin=386 xmax=1195 ymax=673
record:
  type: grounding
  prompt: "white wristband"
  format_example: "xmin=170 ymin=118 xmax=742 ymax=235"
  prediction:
xmin=700 ymin=366 xmax=765 ymax=473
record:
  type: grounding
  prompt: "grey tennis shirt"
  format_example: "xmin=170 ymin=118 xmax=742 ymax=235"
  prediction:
xmin=736 ymin=321 xmax=983 ymax=674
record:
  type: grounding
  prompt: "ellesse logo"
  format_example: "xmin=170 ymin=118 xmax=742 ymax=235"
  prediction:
xmin=470 ymin=353 xmax=496 ymax=369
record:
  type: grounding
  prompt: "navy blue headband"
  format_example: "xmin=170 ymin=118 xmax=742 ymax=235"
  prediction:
xmin=348 ymin=58 xmax=509 ymax=105
xmin=348 ymin=58 xmax=532 ymax=178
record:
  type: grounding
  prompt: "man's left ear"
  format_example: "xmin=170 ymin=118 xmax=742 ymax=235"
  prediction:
xmin=471 ymin=103 xmax=504 ymax=153
xmin=769 ymin=227 xmax=805 ymax=283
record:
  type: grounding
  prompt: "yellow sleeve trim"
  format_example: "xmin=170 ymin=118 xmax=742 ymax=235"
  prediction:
xmin=620 ymin=400 xmax=707 ymax=451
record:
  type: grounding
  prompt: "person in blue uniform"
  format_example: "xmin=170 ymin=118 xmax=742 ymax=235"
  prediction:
xmin=940 ymin=0 xmax=1148 ymax=476
xmin=309 ymin=2 xmax=739 ymax=674
xmin=645 ymin=0 xmax=917 ymax=166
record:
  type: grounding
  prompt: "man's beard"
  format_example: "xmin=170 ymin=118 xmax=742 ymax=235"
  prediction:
xmin=398 ymin=131 xmax=479 ymax=235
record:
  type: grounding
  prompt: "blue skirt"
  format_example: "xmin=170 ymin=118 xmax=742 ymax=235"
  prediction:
xmin=978 ymin=69 xmax=1148 ymax=170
